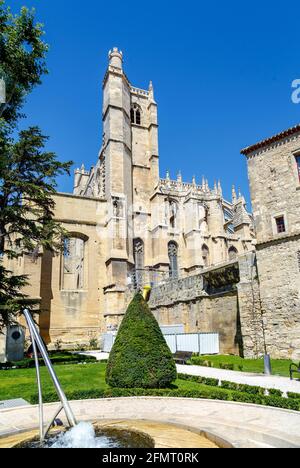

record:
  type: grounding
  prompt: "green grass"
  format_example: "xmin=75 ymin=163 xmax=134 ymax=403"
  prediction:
xmin=1 ymin=363 xmax=299 ymax=412
xmin=190 ymin=355 xmax=294 ymax=377
xmin=0 ymin=363 xmax=108 ymax=401
xmin=0 ymin=362 xmax=231 ymax=402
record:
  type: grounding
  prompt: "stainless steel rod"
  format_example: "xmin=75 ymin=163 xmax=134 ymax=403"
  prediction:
xmin=27 ymin=319 xmax=44 ymax=443
xmin=23 ymin=309 xmax=77 ymax=429
xmin=43 ymin=404 xmax=63 ymax=439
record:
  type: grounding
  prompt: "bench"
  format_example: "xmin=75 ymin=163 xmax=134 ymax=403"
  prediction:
xmin=290 ymin=362 xmax=300 ymax=381
xmin=173 ymin=351 xmax=193 ymax=365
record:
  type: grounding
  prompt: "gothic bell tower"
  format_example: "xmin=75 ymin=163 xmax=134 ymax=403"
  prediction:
xmin=102 ymin=48 xmax=134 ymax=328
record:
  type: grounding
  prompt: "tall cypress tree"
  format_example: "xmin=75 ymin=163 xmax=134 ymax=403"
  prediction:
xmin=0 ymin=1 xmax=72 ymax=329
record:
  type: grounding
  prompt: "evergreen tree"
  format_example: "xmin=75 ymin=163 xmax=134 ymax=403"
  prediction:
xmin=106 ymin=294 xmax=177 ymax=389
xmin=0 ymin=1 xmax=72 ymax=329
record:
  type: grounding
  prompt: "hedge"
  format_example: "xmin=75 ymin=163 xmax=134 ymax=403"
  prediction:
xmin=106 ymin=293 xmax=177 ymax=389
xmin=177 ymin=373 xmax=219 ymax=387
xmin=28 ymin=387 xmax=300 ymax=411
xmin=287 ymin=392 xmax=300 ymax=400
xmin=0 ymin=354 xmax=96 ymax=370
xmin=220 ymin=381 xmax=265 ymax=395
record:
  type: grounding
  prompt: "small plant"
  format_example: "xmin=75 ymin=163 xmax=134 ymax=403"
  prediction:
xmin=54 ymin=339 xmax=63 ymax=352
xmin=88 ymin=335 xmax=99 ymax=350
xmin=219 ymin=363 xmax=234 ymax=371
xmin=268 ymin=388 xmax=283 ymax=398
xmin=287 ymin=392 xmax=300 ymax=400
xmin=238 ymin=365 xmax=244 ymax=372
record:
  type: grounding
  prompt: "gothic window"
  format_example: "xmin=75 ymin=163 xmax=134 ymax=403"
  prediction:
xmin=168 ymin=241 xmax=179 ymax=279
xmin=130 ymin=108 xmax=135 ymax=124
xmin=134 ymin=238 xmax=144 ymax=289
xmin=169 ymin=200 xmax=178 ymax=228
xmin=62 ymin=236 xmax=87 ymax=290
xmin=228 ymin=246 xmax=238 ymax=261
xmin=131 ymin=104 xmax=142 ymax=125
xmin=202 ymin=244 xmax=210 ymax=267
xmin=275 ymin=216 xmax=286 ymax=234
xmin=96 ymin=169 xmax=101 ymax=196
xmin=295 ymin=155 xmax=300 ymax=181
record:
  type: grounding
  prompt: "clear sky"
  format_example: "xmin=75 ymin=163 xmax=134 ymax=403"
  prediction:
xmin=9 ymin=0 xmax=300 ymax=206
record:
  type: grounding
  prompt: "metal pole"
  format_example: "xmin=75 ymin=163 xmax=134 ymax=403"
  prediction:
xmin=23 ymin=309 xmax=77 ymax=429
xmin=43 ymin=404 xmax=63 ymax=439
xmin=27 ymin=320 xmax=44 ymax=443
xmin=264 ymin=354 xmax=272 ymax=376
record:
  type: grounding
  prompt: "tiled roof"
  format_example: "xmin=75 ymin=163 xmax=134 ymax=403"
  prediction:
xmin=241 ymin=123 xmax=300 ymax=156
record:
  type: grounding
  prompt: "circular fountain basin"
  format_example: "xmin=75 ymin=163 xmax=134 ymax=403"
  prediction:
xmin=1 ymin=398 xmax=300 ymax=448
xmin=13 ymin=422 xmax=155 ymax=449
xmin=3 ymin=421 xmax=219 ymax=449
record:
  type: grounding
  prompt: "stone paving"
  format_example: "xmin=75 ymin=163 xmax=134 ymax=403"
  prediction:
xmin=177 ymin=365 xmax=300 ymax=395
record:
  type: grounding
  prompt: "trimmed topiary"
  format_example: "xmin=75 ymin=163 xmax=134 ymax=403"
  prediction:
xmin=106 ymin=293 xmax=177 ymax=389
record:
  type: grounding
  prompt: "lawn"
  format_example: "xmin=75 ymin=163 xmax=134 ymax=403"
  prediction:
xmin=190 ymin=355 xmax=293 ymax=377
xmin=1 ymin=362 xmax=299 ymax=412
xmin=0 ymin=362 xmax=228 ymax=402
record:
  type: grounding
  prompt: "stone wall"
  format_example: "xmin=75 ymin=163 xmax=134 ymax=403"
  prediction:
xmin=256 ymin=239 xmax=300 ymax=359
xmin=244 ymin=129 xmax=300 ymax=359
xmin=237 ymin=253 xmax=266 ymax=358
xmin=149 ymin=261 xmax=242 ymax=355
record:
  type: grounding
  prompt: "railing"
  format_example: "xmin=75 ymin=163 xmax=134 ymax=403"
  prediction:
xmin=101 ymin=331 xmax=219 ymax=355
xmin=165 ymin=332 xmax=219 ymax=355
xmin=130 ymin=86 xmax=149 ymax=97
xmin=23 ymin=309 xmax=77 ymax=444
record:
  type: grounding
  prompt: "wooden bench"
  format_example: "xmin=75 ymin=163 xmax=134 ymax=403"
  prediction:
xmin=173 ymin=351 xmax=193 ymax=365
xmin=290 ymin=362 xmax=300 ymax=381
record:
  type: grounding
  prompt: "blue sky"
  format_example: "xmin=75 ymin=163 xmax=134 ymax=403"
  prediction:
xmin=10 ymin=0 xmax=300 ymax=206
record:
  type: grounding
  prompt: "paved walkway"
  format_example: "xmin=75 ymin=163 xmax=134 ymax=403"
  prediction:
xmin=177 ymin=364 xmax=300 ymax=395
xmin=78 ymin=352 xmax=300 ymax=395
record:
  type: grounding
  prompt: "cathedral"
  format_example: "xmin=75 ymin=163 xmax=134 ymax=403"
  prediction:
xmin=13 ymin=48 xmax=255 ymax=346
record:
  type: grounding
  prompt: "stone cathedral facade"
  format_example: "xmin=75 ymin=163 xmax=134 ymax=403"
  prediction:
xmin=13 ymin=48 xmax=256 ymax=347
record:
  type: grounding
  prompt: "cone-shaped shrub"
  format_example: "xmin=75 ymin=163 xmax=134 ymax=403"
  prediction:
xmin=106 ymin=293 xmax=177 ymax=388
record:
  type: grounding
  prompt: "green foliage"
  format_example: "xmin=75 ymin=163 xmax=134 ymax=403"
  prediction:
xmin=0 ymin=2 xmax=72 ymax=328
xmin=106 ymin=294 xmax=177 ymax=389
xmin=28 ymin=387 xmax=300 ymax=412
xmin=189 ymin=355 xmax=293 ymax=378
xmin=0 ymin=352 xmax=97 ymax=370
xmin=220 ymin=381 xmax=265 ymax=395
xmin=0 ymin=1 xmax=48 ymax=128
xmin=219 ymin=363 xmax=235 ymax=371
xmin=268 ymin=388 xmax=283 ymax=398
xmin=177 ymin=373 xmax=219 ymax=387
xmin=287 ymin=392 xmax=300 ymax=400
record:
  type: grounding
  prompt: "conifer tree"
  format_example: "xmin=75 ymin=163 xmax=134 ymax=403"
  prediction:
xmin=106 ymin=294 xmax=177 ymax=389
xmin=0 ymin=1 xmax=72 ymax=329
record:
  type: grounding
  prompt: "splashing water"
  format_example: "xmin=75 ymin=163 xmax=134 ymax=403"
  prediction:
xmin=50 ymin=422 xmax=115 ymax=449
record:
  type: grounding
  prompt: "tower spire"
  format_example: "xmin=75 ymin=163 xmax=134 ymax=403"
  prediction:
xmin=108 ymin=47 xmax=123 ymax=69
xmin=232 ymin=185 xmax=237 ymax=204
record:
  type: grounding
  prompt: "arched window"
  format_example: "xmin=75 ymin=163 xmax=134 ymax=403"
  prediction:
xmin=228 ymin=246 xmax=238 ymax=261
xmin=202 ymin=244 xmax=210 ymax=267
xmin=62 ymin=235 xmax=87 ymax=290
xmin=131 ymin=104 xmax=142 ymax=125
xmin=168 ymin=241 xmax=179 ymax=279
xmin=134 ymin=238 xmax=144 ymax=289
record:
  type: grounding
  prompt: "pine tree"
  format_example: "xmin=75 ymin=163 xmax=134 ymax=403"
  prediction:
xmin=0 ymin=2 xmax=72 ymax=329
